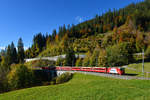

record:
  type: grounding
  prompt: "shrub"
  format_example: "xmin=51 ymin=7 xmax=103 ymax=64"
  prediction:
xmin=7 ymin=64 xmax=35 ymax=90
xmin=56 ymin=72 xmax=73 ymax=84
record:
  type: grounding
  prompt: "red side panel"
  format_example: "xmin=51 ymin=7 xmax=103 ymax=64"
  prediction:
xmin=42 ymin=66 xmax=125 ymax=75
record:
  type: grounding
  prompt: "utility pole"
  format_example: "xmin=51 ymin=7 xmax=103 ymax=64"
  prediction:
xmin=142 ymin=49 xmax=144 ymax=76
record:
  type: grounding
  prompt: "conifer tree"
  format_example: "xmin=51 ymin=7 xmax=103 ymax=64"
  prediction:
xmin=6 ymin=45 xmax=12 ymax=65
xmin=64 ymin=48 xmax=76 ymax=66
xmin=17 ymin=38 xmax=25 ymax=63
xmin=10 ymin=42 xmax=17 ymax=63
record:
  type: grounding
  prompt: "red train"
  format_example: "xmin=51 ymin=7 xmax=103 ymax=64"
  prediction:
xmin=42 ymin=67 xmax=125 ymax=75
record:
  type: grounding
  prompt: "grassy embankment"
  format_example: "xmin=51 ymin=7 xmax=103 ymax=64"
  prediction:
xmin=0 ymin=73 xmax=150 ymax=100
xmin=126 ymin=62 xmax=150 ymax=77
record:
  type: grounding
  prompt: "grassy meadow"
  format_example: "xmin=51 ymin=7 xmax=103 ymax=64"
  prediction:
xmin=0 ymin=73 xmax=150 ymax=100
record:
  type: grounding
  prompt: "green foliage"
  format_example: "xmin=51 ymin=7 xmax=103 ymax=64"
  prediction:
xmin=39 ymin=45 xmax=63 ymax=57
xmin=73 ymin=37 xmax=99 ymax=53
xmin=136 ymin=32 xmax=146 ymax=52
xmin=55 ymin=72 xmax=73 ymax=84
xmin=64 ymin=48 xmax=76 ymax=66
xmin=82 ymin=51 xmax=91 ymax=67
xmin=0 ymin=64 xmax=9 ymax=93
xmin=106 ymin=42 xmax=134 ymax=66
xmin=6 ymin=45 xmax=13 ymax=65
xmin=33 ymin=69 xmax=54 ymax=85
xmin=26 ymin=60 xmax=55 ymax=68
xmin=0 ymin=42 xmax=18 ymax=67
xmin=25 ymin=33 xmax=48 ymax=58
xmin=145 ymin=46 xmax=150 ymax=58
xmin=89 ymin=47 xmax=100 ymax=67
xmin=102 ymin=33 xmax=114 ymax=47
xmin=33 ymin=33 xmax=46 ymax=53
xmin=1 ymin=56 xmax=10 ymax=69
xmin=98 ymin=49 xmax=107 ymax=67
xmin=10 ymin=42 xmax=18 ymax=63
xmin=17 ymin=38 xmax=25 ymax=63
xmin=75 ymin=58 xmax=82 ymax=67
xmin=7 ymin=64 xmax=35 ymax=90
xmin=56 ymin=58 xmax=64 ymax=66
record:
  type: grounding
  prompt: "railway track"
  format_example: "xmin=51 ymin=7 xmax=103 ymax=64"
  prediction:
xmin=63 ymin=71 xmax=150 ymax=80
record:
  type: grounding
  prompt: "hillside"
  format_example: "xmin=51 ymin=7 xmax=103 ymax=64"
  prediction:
xmin=1 ymin=73 xmax=150 ymax=100
xmin=24 ymin=0 xmax=150 ymax=59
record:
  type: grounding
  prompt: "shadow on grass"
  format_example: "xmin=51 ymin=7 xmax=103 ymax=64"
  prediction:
xmin=133 ymin=58 xmax=150 ymax=64
xmin=124 ymin=73 xmax=138 ymax=76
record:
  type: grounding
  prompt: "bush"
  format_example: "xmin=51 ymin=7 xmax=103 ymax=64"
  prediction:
xmin=56 ymin=72 xmax=73 ymax=84
xmin=7 ymin=64 xmax=35 ymax=90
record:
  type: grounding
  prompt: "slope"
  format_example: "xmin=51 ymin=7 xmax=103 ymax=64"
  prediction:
xmin=1 ymin=73 xmax=150 ymax=100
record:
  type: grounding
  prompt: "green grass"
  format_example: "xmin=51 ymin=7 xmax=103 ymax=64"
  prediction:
xmin=1 ymin=73 xmax=150 ymax=100
xmin=126 ymin=62 xmax=150 ymax=77
xmin=128 ymin=62 xmax=150 ymax=72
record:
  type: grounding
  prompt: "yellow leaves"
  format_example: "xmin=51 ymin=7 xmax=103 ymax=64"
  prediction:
xmin=55 ymin=34 xmax=59 ymax=44
xmin=98 ymin=49 xmax=107 ymax=67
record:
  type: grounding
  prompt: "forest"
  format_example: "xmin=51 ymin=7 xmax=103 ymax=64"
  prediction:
xmin=1 ymin=0 xmax=150 ymax=93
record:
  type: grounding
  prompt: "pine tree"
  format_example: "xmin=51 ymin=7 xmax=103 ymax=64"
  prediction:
xmin=64 ymin=48 xmax=76 ymax=66
xmin=17 ymin=38 xmax=25 ymax=63
xmin=52 ymin=29 xmax=57 ymax=41
xmin=10 ymin=42 xmax=17 ymax=63
xmin=33 ymin=33 xmax=46 ymax=53
xmin=6 ymin=45 xmax=12 ymax=65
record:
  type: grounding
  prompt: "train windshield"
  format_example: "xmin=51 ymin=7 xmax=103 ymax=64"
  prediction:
xmin=120 ymin=68 xmax=125 ymax=71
